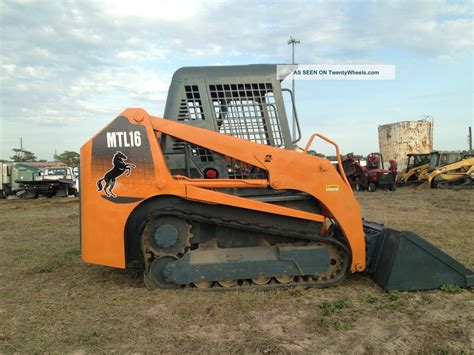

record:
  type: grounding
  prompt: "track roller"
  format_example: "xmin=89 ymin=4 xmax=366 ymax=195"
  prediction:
xmin=148 ymin=255 xmax=178 ymax=289
xmin=251 ymin=276 xmax=271 ymax=285
xmin=275 ymin=275 xmax=294 ymax=284
xmin=193 ymin=281 xmax=213 ymax=289
xmin=217 ymin=279 xmax=238 ymax=287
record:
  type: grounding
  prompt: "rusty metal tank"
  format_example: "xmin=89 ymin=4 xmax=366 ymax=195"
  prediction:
xmin=378 ymin=119 xmax=433 ymax=171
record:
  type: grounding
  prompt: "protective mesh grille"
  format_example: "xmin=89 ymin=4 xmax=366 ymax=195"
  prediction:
xmin=177 ymin=85 xmax=205 ymax=121
xmin=190 ymin=144 xmax=214 ymax=163
xmin=189 ymin=143 xmax=266 ymax=179
xmin=224 ymin=156 xmax=267 ymax=179
xmin=209 ymin=83 xmax=283 ymax=147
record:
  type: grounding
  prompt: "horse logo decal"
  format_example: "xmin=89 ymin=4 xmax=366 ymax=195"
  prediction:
xmin=97 ymin=151 xmax=136 ymax=198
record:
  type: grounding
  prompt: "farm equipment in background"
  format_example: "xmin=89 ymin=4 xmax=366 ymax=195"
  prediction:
xmin=342 ymin=152 xmax=397 ymax=192
xmin=365 ymin=153 xmax=397 ymax=192
xmin=396 ymin=153 xmax=430 ymax=186
xmin=341 ymin=153 xmax=367 ymax=191
xmin=80 ymin=65 xmax=473 ymax=291
xmin=422 ymin=151 xmax=474 ymax=189
xmin=418 ymin=151 xmax=461 ymax=186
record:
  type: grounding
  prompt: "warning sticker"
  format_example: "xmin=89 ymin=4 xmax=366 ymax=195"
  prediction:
xmin=325 ymin=184 xmax=339 ymax=192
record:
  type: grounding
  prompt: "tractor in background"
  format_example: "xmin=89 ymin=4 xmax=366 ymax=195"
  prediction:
xmin=366 ymin=153 xmax=397 ymax=192
xmin=421 ymin=151 xmax=474 ymax=188
xmin=397 ymin=153 xmax=430 ymax=186
xmin=342 ymin=152 xmax=397 ymax=192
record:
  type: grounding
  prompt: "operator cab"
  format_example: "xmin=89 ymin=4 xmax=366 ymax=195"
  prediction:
xmin=428 ymin=151 xmax=463 ymax=172
xmin=406 ymin=153 xmax=430 ymax=171
xmin=161 ymin=65 xmax=300 ymax=179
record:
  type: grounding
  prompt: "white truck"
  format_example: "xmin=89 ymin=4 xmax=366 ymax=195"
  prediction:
xmin=0 ymin=163 xmax=79 ymax=198
xmin=40 ymin=166 xmax=79 ymax=197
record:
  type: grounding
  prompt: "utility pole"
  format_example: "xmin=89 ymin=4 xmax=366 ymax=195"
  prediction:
xmin=469 ymin=126 xmax=472 ymax=151
xmin=288 ymin=36 xmax=300 ymax=141
xmin=19 ymin=137 xmax=23 ymax=161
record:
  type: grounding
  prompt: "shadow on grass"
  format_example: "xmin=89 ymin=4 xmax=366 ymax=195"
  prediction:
xmin=85 ymin=261 xmax=145 ymax=289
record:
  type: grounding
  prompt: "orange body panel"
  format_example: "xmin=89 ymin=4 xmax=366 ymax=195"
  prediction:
xmin=81 ymin=108 xmax=366 ymax=272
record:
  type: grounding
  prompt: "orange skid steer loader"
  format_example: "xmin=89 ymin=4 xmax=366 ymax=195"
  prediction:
xmin=80 ymin=65 xmax=472 ymax=291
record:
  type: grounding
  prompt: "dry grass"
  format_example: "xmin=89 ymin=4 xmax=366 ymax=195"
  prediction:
xmin=0 ymin=189 xmax=473 ymax=353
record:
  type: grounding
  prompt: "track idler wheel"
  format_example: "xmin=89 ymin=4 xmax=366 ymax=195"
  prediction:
xmin=147 ymin=255 xmax=178 ymax=289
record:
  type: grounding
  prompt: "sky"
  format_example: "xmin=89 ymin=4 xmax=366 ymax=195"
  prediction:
xmin=0 ymin=0 xmax=473 ymax=160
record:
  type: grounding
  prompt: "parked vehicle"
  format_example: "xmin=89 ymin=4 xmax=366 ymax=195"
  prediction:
xmin=0 ymin=163 xmax=79 ymax=198
xmin=80 ymin=65 xmax=471 ymax=291
xmin=422 ymin=151 xmax=474 ymax=188
xmin=397 ymin=153 xmax=430 ymax=185
xmin=342 ymin=152 xmax=397 ymax=191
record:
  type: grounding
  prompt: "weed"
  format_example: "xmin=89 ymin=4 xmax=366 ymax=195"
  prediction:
xmin=350 ymin=309 xmax=362 ymax=321
xmin=438 ymin=344 xmax=454 ymax=355
xmin=440 ymin=284 xmax=462 ymax=294
xmin=320 ymin=297 xmax=350 ymax=315
xmin=388 ymin=290 xmax=402 ymax=301
xmin=376 ymin=291 xmax=405 ymax=310
xmin=319 ymin=316 xmax=351 ymax=330
xmin=364 ymin=294 xmax=378 ymax=304
xmin=78 ymin=331 xmax=99 ymax=348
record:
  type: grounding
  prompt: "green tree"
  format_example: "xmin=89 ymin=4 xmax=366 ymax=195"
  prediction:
xmin=10 ymin=148 xmax=37 ymax=162
xmin=54 ymin=151 xmax=80 ymax=167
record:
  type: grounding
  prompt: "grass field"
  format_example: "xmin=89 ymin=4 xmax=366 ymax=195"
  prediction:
xmin=0 ymin=189 xmax=473 ymax=353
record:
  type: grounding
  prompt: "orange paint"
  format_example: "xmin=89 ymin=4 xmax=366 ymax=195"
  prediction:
xmin=81 ymin=108 xmax=366 ymax=272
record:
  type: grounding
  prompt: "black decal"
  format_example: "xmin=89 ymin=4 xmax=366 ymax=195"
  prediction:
xmin=96 ymin=151 xmax=136 ymax=198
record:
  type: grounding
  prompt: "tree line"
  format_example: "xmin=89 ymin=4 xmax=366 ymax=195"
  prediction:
xmin=1 ymin=149 xmax=80 ymax=167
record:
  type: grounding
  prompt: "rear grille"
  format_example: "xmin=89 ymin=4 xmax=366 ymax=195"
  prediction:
xmin=209 ymin=83 xmax=283 ymax=147
xmin=378 ymin=173 xmax=393 ymax=184
xmin=177 ymin=86 xmax=205 ymax=121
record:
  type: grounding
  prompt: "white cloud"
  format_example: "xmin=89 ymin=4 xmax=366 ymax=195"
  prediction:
xmin=364 ymin=1 xmax=473 ymax=56
xmin=103 ymin=0 xmax=204 ymax=21
xmin=1 ymin=64 xmax=16 ymax=76
xmin=117 ymin=48 xmax=168 ymax=61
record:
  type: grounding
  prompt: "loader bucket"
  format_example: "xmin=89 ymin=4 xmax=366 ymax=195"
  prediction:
xmin=365 ymin=226 xmax=473 ymax=291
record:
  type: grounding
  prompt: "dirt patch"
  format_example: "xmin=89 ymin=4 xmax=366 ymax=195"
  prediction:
xmin=0 ymin=189 xmax=473 ymax=353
